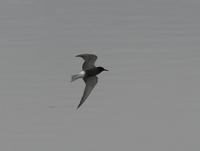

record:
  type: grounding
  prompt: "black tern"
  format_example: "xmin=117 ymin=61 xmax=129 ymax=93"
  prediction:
xmin=71 ymin=54 xmax=108 ymax=109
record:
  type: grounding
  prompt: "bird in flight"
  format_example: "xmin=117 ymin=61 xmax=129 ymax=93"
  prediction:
xmin=71 ymin=54 xmax=108 ymax=109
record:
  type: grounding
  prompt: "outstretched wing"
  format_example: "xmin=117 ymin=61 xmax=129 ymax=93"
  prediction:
xmin=76 ymin=54 xmax=97 ymax=70
xmin=77 ymin=76 xmax=98 ymax=109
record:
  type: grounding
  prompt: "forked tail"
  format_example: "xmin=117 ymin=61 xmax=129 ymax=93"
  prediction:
xmin=71 ymin=71 xmax=85 ymax=82
xmin=71 ymin=74 xmax=83 ymax=82
xmin=71 ymin=74 xmax=79 ymax=82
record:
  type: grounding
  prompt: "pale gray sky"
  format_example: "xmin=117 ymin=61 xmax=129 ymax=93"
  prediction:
xmin=1 ymin=0 xmax=200 ymax=150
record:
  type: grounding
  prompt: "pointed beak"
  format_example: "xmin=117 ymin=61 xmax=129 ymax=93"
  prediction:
xmin=104 ymin=69 xmax=109 ymax=71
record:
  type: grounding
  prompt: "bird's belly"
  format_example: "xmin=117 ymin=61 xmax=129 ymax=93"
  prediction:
xmin=79 ymin=71 xmax=85 ymax=75
xmin=77 ymin=71 xmax=86 ymax=78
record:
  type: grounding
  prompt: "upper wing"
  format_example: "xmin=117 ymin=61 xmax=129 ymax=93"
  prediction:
xmin=77 ymin=76 xmax=98 ymax=109
xmin=76 ymin=54 xmax=97 ymax=70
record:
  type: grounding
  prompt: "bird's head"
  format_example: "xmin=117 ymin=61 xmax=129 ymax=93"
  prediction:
xmin=97 ymin=66 xmax=109 ymax=72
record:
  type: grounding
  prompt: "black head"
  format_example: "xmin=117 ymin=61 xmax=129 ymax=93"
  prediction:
xmin=97 ymin=66 xmax=109 ymax=72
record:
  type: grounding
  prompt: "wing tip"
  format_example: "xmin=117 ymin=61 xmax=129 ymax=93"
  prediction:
xmin=75 ymin=54 xmax=81 ymax=57
xmin=76 ymin=103 xmax=82 ymax=109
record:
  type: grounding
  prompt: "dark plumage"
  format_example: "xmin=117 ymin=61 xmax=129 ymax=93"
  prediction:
xmin=71 ymin=54 xmax=108 ymax=109
xmin=85 ymin=66 xmax=108 ymax=77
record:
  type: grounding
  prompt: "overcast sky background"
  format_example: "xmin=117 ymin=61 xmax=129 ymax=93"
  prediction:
xmin=1 ymin=0 xmax=200 ymax=150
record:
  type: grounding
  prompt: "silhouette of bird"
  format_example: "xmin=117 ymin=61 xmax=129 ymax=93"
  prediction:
xmin=71 ymin=54 xmax=108 ymax=109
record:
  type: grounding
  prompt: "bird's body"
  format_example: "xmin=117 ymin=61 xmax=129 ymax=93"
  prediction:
xmin=71 ymin=54 xmax=108 ymax=109
xmin=85 ymin=67 xmax=106 ymax=77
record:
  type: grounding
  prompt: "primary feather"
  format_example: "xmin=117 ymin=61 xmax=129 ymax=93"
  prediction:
xmin=77 ymin=76 xmax=98 ymax=109
xmin=76 ymin=54 xmax=97 ymax=70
